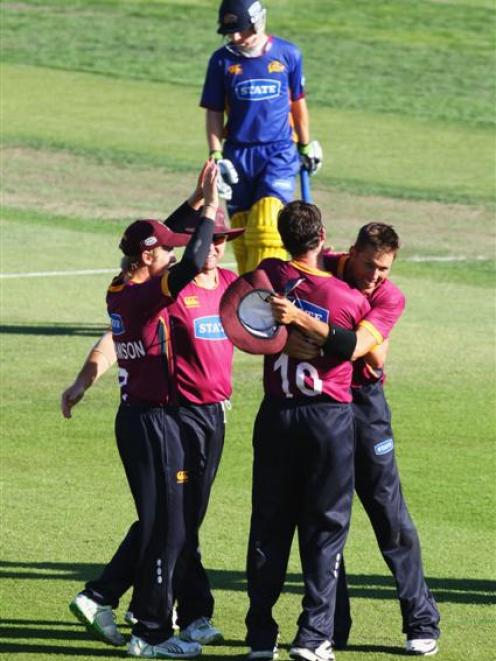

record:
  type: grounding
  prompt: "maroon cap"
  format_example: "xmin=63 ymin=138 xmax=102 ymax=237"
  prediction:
xmin=180 ymin=208 xmax=245 ymax=242
xmin=219 ymin=269 xmax=288 ymax=355
xmin=119 ymin=219 xmax=191 ymax=256
xmin=212 ymin=208 xmax=245 ymax=242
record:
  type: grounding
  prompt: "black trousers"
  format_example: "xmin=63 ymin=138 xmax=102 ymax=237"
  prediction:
xmin=173 ymin=402 xmax=225 ymax=628
xmin=246 ymin=397 xmax=355 ymax=651
xmin=84 ymin=403 xmax=225 ymax=637
xmin=334 ymin=382 xmax=440 ymax=642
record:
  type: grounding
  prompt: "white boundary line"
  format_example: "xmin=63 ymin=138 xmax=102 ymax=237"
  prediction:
xmin=0 ymin=257 xmax=491 ymax=279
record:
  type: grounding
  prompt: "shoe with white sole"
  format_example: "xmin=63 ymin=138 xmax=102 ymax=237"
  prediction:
xmin=247 ymin=645 xmax=278 ymax=660
xmin=180 ymin=617 xmax=223 ymax=645
xmin=128 ymin=634 xmax=202 ymax=658
xmin=125 ymin=611 xmax=138 ymax=626
xmin=69 ymin=592 xmax=125 ymax=646
xmin=289 ymin=640 xmax=335 ymax=661
xmin=405 ymin=638 xmax=439 ymax=656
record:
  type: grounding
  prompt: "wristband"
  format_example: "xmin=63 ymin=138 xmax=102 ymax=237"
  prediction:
xmin=209 ymin=150 xmax=223 ymax=161
xmin=298 ymin=143 xmax=311 ymax=156
xmin=322 ymin=324 xmax=357 ymax=361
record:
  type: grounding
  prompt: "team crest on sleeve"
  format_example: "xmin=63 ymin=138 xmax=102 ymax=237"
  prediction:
xmin=268 ymin=60 xmax=285 ymax=73
xmin=110 ymin=313 xmax=125 ymax=336
xmin=292 ymin=298 xmax=329 ymax=323
xmin=228 ymin=63 xmax=243 ymax=75
xmin=194 ymin=315 xmax=227 ymax=340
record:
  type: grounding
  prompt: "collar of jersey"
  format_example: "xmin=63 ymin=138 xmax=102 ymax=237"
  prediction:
xmin=225 ymin=35 xmax=273 ymax=59
xmin=290 ymin=259 xmax=332 ymax=278
xmin=194 ymin=269 xmax=219 ymax=290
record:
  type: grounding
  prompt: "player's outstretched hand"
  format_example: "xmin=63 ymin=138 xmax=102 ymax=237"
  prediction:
xmin=202 ymin=160 xmax=219 ymax=218
xmin=61 ymin=380 xmax=86 ymax=419
xmin=284 ymin=329 xmax=322 ymax=360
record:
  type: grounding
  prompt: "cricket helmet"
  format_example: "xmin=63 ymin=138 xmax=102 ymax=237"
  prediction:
xmin=217 ymin=0 xmax=266 ymax=35
xmin=219 ymin=268 xmax=288 ymax=355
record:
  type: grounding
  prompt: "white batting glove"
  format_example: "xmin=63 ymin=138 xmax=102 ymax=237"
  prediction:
xmin=217 ymin=158 xmax=239 ymax=185
xmin=217 ymin=175 xmax=233 ymax=201
xmin=298 ymin=140 xmax=323 ymax=175
xmin=216 ymin=158 xmax=238 ymax=200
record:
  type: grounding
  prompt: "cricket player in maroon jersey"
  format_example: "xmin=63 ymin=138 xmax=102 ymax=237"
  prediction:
xmin=280 ymin=223 xmax=440 ymax=656
xmin=125 ymin=209 xmax=244 ymax=645
xmin=242 ymin=201 xmax=372 ymax=661
xmin=66 ymin=160 xmax=218 ymax=659
xmin=62 ymin=198 xmax=244 ymax=652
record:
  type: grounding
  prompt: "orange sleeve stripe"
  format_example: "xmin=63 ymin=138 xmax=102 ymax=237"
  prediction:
xmin=358 ymin=320 xmax=383 ymax=345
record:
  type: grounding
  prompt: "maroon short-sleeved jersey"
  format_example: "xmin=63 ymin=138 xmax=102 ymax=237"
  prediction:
xmin=169 ymin=268 xmax=237 ymax=405
xmin=258 ymin=258 xmax=370 ymax=403
xmin=322 ymin=251 xmax=406 ymax=385
xmin=106 ymin=272 xmax=177 ymax=406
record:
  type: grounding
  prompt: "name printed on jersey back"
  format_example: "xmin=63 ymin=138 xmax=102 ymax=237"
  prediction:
xmin=115 ymin=340 xmax=146 ymax=360
xmin=194 ymin=315 xmax=227 ymax=341
xmin=235 ymin=79 xmax=281 ymax=101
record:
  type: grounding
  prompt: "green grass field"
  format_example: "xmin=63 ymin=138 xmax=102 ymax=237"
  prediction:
xmin=1 ymin=1 xmax=495 ymax=659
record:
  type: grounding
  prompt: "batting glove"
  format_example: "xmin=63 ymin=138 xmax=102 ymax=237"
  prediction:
xmin=211 ymin=154 xmax=239 ymax=200
xmin=298 ymin=140 xmax=323 ymax=175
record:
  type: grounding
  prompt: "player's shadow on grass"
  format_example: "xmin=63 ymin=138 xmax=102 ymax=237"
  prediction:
xmin=0 ymin=620 xmax=122 ymax=657
xmin=0 ymin=323 xmax=108 ymax=337
xmin=0 ymin=620 xmax=246 ymax=658
xmin=1 ymin=561 xmax=495 ymax=606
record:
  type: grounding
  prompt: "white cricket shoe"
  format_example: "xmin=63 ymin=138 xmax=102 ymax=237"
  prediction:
xmin=289 ymin=640 xmax=335 ymax=661
xmin=180 ymin=617 xmax=223 ymax=645
xmin=405 ymin=638 xmax=439 ymax=656
xmin=128 ymin=634 xmax=202 ymax=658
xmin=69 ymin=592 xmax=125 ymax=646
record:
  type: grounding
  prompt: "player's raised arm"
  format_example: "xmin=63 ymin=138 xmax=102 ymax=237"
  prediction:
xmin=167 ymin=161 xmax=218 ymax=299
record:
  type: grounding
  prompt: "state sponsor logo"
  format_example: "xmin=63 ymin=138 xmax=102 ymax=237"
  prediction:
xmin=110 ymin=312 xmax=125 ymax=336
xmin=374 ymin=438 xmax=394 ymax=455
xmin=292 ymin=298 xmax=329 ymax=323
xmin=194 ymin=315 xmax=227 ymax=341
xmin=184 ymin=295 xmax=200 ymax=307
xmin=228 ymin=63 xmax=243 ymax=75
xmin=268 ymin=60 xmax=285 ymax=73
xmin=176 ymin=470 xmax=189 ymax=484
xmin=235 ymin=78 xmax=281 ymax=101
